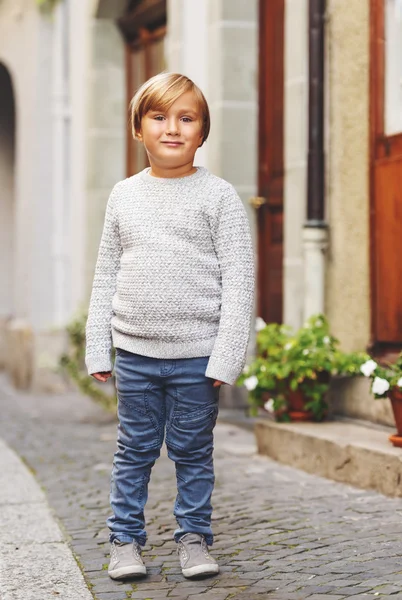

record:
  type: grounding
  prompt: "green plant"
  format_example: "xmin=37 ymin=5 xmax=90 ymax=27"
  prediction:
xmin=359 ymin=355 xmax=402 ymax=399
xmin=35 ymin=0 xmax=62 ymax=14
xmin=237 ymin=314 xmax=369 ymax=421
xmin=59 ymin=311 xmax=117 ymax=412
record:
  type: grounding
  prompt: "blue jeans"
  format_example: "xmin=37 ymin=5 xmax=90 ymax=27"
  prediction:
xmin=107 ymin=349 xmax=219 ymax=547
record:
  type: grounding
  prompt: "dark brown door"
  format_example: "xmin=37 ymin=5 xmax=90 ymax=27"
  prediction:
xmin=255 ymin=0 xmax=285 ymax=324
xmin=370 ymin=0 xmax=402 ymax=349
xmin=119 ymin=1 xmax=167 ymax=177
xmin=125 ymin=28 xmax=166 ymax=177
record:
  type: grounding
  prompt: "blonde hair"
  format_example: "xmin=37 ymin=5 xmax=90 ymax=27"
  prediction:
xmin=130 ymin=72 xmax=210 ymax=145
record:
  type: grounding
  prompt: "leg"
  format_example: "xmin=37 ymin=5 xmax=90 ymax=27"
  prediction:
xmin=107 ymin=349 xmax=165 ymax=547
xmin=165 ymin=357 xmax=219 ymax=546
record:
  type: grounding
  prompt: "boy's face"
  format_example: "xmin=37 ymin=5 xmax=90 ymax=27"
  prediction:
xmin=137 ymin=91 xmax=204 ymax=170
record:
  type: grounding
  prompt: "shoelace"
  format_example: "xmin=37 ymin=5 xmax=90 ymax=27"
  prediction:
xmin=111 ymin=541 xmax=142 ymax=562
xmin=111 ymin=543 xmax=118 ymax=561
xmin=133 ymin=543 xmax=142 ymax=560
xmin=200 ymin=538 xmax=211 ymax=559
xmin=179 ymin=544 xmax=188 ymax=561
xmin=179 ymin=536 xmax=212 ymax=561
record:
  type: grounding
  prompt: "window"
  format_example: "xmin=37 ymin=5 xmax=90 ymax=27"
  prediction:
xmin=385 ymin=0 xmax=402 ymax=135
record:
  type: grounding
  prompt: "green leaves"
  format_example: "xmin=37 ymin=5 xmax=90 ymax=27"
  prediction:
xmin=59 ymin=310 xmax=117 ymax=412
xmin=35 ymin=0 xmax=62 ymax=15
xmin=237 ymin=313 xmax=370 ymax=420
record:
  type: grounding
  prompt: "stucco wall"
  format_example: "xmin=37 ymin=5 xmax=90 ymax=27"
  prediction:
xmin=0 ymin=0 xmax=43 ymax=325
xmin=326 ymin=0 xmax=371 ymax=351
xmin=166 ymin=0 xmax=258 ymax=408
xmin=85 ymin=18 xmax=126 ymax=296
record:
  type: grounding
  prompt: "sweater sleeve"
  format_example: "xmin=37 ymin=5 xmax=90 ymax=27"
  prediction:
xmin=85 ymin=184 xmax=122 ymax=375
xmin=205 ymin=186 xmax=255 ymax=385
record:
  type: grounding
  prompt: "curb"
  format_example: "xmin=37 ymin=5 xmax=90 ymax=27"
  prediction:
xmin=255 ymin=418 xmax=402 ymax=497
xmin=0 ymin=436 xmax=93 ymax=600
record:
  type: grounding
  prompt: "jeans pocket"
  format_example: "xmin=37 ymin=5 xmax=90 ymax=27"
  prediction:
xmin=176 ymin=403 xmax=217 ymax=425
xmin=168 ymin=403 xmax=218 ymax=452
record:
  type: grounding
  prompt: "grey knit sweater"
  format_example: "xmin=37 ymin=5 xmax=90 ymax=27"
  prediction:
xmin=85 ymin=167 xmax=255 ymax=385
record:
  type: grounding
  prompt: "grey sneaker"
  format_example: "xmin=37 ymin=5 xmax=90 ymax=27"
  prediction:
xmin=177 ymin=533 xmax=219 ymax=578
xmin=108 ymin=540 xmax=146 ymax=580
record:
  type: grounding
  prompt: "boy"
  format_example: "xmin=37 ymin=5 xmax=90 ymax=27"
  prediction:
xmin=85 ymin=72 xmax=255 ymax=580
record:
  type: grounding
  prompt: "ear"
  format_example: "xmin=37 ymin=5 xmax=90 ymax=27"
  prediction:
xmin=135 ymin=130 xmax=143 ymax=141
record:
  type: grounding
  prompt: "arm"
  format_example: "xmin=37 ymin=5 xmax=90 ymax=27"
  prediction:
xmin=206 ymin=186 xmax=255 ymax=385
xmin=85 ymin=184 xmax=122 ymax=376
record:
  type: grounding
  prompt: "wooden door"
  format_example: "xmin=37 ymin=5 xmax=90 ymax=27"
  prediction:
xmin=255 ymin=0 xmax=285 ymax=324
xmin=371 ymin=0 xmax=402 ymax=350
xmin=125 ymin=29 xmax=166 ymax=177
xmin=119 ymin=0 xmax=166 ymax=177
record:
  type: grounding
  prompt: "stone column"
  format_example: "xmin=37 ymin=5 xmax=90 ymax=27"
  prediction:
xmin=283 ymin=0 xmax=309 ymax=330
xmin=85 ymin=16 xmax=126 ymax=295
xmin=167 ymin=0 xmax=258 ymax=407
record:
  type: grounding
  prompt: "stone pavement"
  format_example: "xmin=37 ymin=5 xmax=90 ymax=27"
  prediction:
xmin=1 ymin=376 xmax=402 ymax=599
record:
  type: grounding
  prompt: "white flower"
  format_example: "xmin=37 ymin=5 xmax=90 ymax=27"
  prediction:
xmin=323 ymin=336 xmax=330 ymax=345
xmin=242 ymin=365 xmax=250 ymax=375
xmin=284 ymin=342 xmax=293 ymax=350
xmin=255 ymin=317 xmax=267 ymax=332
xmin=371 ymin=376 xmax=390 ymax=396
xmin=264 ymin=399 xmax=275 ymax=413
xmin=303 ymin=349 xmax=309 ymax=356
xmin=244 ymin=375 xmax=258 ymax=391
xmin=398 ymin=378 xmax=402 ymax=388
xmin=360 ymin=359 xmax=378 ymax=377
xmin=260 ymin=365 xmax=267 ymax=372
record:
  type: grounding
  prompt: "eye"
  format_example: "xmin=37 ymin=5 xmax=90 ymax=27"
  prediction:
xmin=181 ymin=117 xmax=193 ymax=123
xmin=154 ymin=115 xmax=165 ymax=121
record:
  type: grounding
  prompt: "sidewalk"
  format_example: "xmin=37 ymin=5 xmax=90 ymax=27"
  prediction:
xmin=2 ymin=376 xmax=402 ymax=599
xmin=0 ymin=436 xmax=92 ymax=600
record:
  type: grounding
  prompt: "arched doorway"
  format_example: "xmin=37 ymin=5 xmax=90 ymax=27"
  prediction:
xmin=0 ymin=63 xmax=15 ymax=366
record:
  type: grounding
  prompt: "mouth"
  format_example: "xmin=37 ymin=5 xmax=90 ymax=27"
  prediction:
xmin=161 ymin=141 xmax=184 ymax=147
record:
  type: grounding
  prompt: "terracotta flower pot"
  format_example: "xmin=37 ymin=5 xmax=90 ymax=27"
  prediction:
xmin=388 ymin=388 xmax=402 ymax=447
xmin=287 ymin=371 xmax=330 ymax=422
xmin=287 ymin=388 xmax=314 ymax=422
xmin=261 ymin=375 xmax=329 ymax=422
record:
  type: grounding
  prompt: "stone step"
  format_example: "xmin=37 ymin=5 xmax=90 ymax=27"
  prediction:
xmin=254 ymin=417 xmax=402 ymax=498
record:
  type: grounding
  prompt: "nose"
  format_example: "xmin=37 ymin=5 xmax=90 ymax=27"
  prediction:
xmin=166 ymin=118 xmax=179 ymax=135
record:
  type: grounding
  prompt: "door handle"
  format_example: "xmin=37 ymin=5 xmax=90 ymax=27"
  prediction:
xmin=248 ymin=196 xmax=267 ymax=210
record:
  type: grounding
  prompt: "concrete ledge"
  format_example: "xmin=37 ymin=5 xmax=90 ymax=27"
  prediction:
xmin=255 ymin=418 xmax=402 ymax=498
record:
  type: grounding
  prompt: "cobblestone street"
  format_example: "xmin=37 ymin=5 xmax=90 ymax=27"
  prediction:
xmin=2 ymin=378 xmax=402 ymax=600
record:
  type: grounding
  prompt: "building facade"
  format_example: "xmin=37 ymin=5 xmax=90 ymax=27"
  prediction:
xmin=0 ymin=0 xmax=401 ymax=421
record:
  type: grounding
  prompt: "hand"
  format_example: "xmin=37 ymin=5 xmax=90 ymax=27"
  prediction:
xmin=213 ymin=380 xmax=224 ymax=388
xmin=92 ymin=371 xmax=113 ymax=383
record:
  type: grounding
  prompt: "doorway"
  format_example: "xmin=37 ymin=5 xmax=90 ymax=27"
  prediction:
xmin=0 ymin=64 xmax=15 ymax=320
xmin=256 ymin=0 xmax=285 ymax=324
xmin=119 ymin=0 xmax=167 ymax=177
xmin=370 ymin=0 xmax=402 ymax=351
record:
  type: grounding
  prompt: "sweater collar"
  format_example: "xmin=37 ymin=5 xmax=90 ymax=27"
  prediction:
xmin=139 ymin=166 xmax=206 ymax=185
